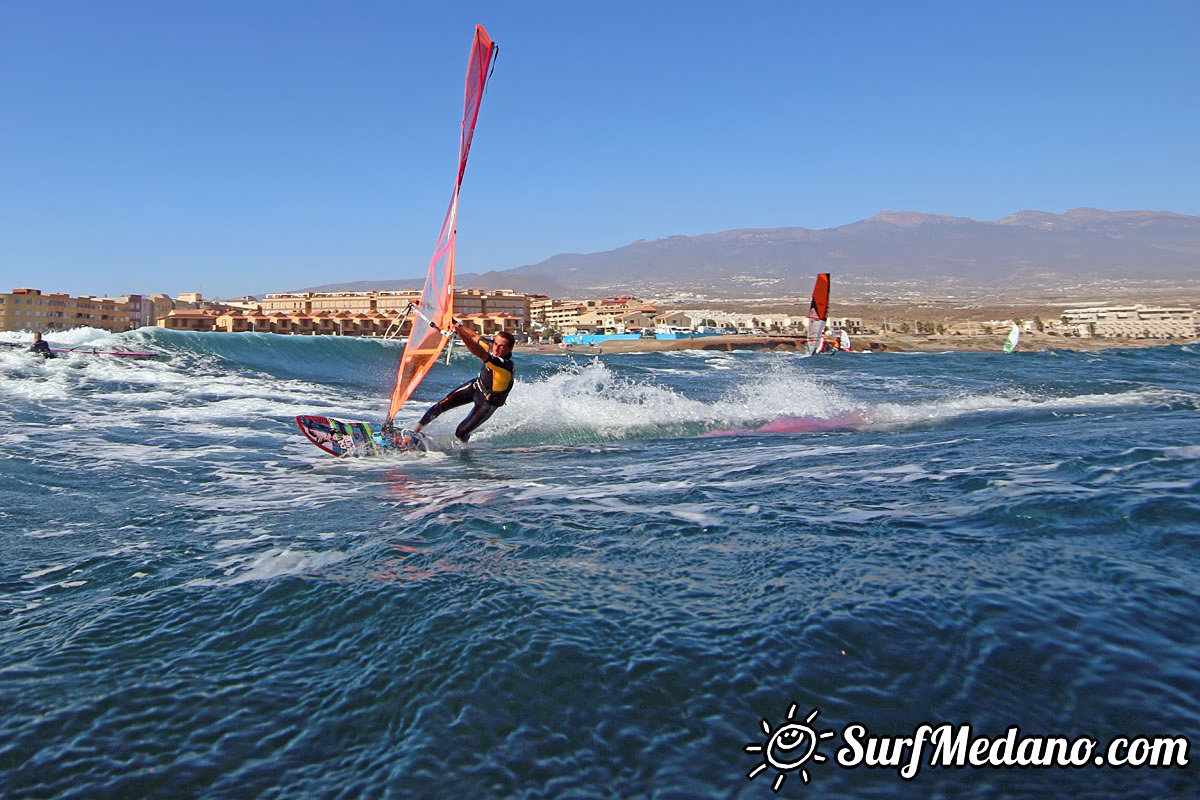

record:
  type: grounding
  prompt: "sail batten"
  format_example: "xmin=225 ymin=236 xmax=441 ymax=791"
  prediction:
xmin=386 ymin=26 xmax=497 ymax=422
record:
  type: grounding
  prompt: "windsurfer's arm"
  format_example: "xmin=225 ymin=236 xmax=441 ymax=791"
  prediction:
xmin=454 ymin=323 xmax=491 ymax=361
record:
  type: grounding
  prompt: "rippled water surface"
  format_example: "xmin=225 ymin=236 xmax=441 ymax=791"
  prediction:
xmin=2 ymin=329 xmax=1198 ymax=798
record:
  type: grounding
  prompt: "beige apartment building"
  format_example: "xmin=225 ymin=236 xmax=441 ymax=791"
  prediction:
xmin=575 ymin=307 xmax=657 ymax=334
xmin=188 ymin=288 xmax=532 ymax=337
xmin=533 ymin=296 xmax=656 ymax=334
xmin=146 ymin=293 xmax=178 ymax=325
xmin=263 ymin=289 xmax=529 ymax=321
xmin=535 ymin=300 xmax=586 ymax=332
xmin=158 ymin=309 xmax=223 ymax=332
xmin=454 ymin=289 xmax=531 ymax=327
xmin=1061 ymin=305 xmax=1197 ymax=338
xmin=309 ymin=292 xmax=376 ymax=315
xmin=0 ymin=289 xmax=70 ymax=332
xmin=0 ymin=288 xmax=136 ymax=333
xmin=375 ymin=291 xmax=423 ymax=316
xmin=677 ymin=310 xmax=808 ymax=331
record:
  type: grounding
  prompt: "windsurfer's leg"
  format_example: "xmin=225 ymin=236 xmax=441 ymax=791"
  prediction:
xmin=454 ymin=400 xmax=496 ymax=442
xmin=418 ymin=382 xmax=474 ymax=427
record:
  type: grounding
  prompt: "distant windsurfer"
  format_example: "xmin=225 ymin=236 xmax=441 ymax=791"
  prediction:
xmin=30 ymin=332 xmax=55 ymax=359
xmin=407 ymin=324 xmax=515 ymax=444
xmin=822 ymin=330 xmax=846 ymax=353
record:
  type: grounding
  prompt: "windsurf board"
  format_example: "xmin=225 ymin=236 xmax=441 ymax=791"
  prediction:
xmin=295 ymin=415 xmax=430 ymax=457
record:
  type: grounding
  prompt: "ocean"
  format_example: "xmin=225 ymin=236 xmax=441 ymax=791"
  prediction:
xmin=2 ymin=328 xmax=1197 ymax=799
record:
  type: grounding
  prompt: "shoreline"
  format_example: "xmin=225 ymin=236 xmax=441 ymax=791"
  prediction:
xmin=515 ymin=332 xmax=1190 ymax=356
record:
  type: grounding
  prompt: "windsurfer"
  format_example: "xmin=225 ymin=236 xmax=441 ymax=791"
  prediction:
xmin=407 ymin=324 xmax=515 ymax=444
xmin=30 ymin=332 xmax=55 ymax=359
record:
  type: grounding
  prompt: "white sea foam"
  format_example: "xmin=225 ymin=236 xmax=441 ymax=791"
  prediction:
xmin=215 ymin=534 xmax=276 ymax=550
xmin=20 ymin=563 xmax=73 ymax=580
xmin=12 ymin=333 xmax=1189 ymax=458
xmin=189 ymin=546 xmax=352 ymax=585
xmin=0 ymin=327 xmax=125 ymax=347
xmin=475 ymin=358 xmax=856 ymax=442
xmin=1162 ymin=445 xmax=1200 ymax=459
xmin=866 ymin=387 xmax=1195 ymax=427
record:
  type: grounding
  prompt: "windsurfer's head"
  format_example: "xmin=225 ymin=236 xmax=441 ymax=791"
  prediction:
xmin=492 ymin=330 xmax=515 ymax=357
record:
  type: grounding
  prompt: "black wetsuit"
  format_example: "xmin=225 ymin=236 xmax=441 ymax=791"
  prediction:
xmin=418 ymin=347 xmax=514 ymax=441
xmin=30 ymin=340 xmax=55 ymax=359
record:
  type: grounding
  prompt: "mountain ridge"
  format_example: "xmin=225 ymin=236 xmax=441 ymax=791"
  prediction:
xmin=291 ymin=208 xmax=1200 ymax=300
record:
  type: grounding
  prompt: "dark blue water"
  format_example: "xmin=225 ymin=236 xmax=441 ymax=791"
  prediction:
xmin=2 ymin=329 xmax=1198 ymax=798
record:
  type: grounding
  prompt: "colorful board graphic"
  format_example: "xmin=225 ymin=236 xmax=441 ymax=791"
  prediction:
xmin=295 ymin=415 xmax=428 ymax=457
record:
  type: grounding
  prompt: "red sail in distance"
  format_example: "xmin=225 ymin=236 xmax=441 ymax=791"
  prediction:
xmin=808 ymin=273 xmax=830 ymax=322
xmin=805 ymin=273 xmax=831 ymax=354
xmin=387 ymin=26 xmax=497 ymax=422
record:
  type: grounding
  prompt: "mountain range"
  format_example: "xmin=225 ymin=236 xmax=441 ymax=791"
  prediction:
xmin=295 ymin=208 xmax=1200 ymax=301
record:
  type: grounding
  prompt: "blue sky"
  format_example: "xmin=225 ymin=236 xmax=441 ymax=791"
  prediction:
xmin=3 ymin=1 xmax=1197 ymax=299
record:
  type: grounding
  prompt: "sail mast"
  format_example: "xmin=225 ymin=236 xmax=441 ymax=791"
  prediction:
xmin=386 ymin=26 xmax=497 ymax=422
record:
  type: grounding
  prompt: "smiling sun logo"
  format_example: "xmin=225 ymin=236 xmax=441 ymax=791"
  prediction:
xmin=745 ymin=704 xmax=836 ymax=792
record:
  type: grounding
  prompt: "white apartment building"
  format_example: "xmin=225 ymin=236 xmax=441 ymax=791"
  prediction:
xmin=1061 ymin=305 xmax=1197 ymax=338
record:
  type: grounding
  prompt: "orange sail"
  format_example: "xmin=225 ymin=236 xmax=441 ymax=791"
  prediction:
xmin=386 ymin=26 xmax=497 ymax=422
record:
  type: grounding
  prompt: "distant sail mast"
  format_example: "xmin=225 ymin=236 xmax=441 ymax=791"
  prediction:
xmin=804 ymin=273 xmax=830 ymax=355
xmin=386 ymin=26 xmax=497 ymax=422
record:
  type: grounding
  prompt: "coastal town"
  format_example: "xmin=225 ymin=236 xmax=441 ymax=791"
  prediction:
xmin=2 ymin=285 xmax=1198 ymax=352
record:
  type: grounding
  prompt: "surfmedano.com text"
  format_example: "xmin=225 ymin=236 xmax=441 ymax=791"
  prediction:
xmin=837 ymin=723 xmax=1190 ymax=780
